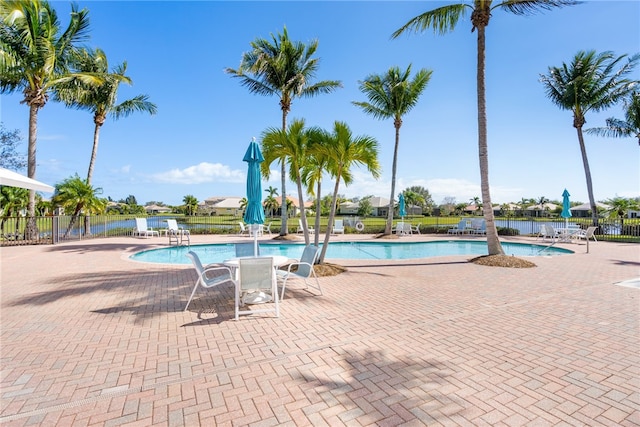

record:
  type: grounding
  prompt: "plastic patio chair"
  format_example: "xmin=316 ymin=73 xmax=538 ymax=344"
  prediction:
xmin=277 ymin=245 xmax=322 ymax=300
xmin=184 ymin=251 xmax=234 ymax=311
xmin=235 ymin=257 xmax=279 ymax=320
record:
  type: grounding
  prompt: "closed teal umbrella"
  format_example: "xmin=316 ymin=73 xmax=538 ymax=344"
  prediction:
xmin=243 ymin=138 xmax=265 ymax=255
xmin=398 ymin=193 xmax=407 ymax=219
xmin=561 ymin=189 xmax=572 ymax=229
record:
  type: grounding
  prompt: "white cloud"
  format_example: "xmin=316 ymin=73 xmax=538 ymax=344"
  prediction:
xmin=151 ymin=162 xmax=244 ymax=184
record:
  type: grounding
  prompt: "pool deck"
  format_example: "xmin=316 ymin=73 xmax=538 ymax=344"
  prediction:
xmin=1 ymin=233 xmax=638 ymax=426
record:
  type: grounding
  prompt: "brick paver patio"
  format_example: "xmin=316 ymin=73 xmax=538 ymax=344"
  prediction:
xmin=1 ymin=233 xmax=638 ymax=426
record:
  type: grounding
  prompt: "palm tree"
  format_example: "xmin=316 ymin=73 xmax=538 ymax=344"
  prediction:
xmin=261 ymin=119 xmax=318 ymax=245
xmin=182 ymin=195 xmax=198 ymax=216
xmin=225 ymin=26 xmax=342 ymax=237
xmin=353 ymin=65 xmax=432 ymax=235
xmin=0 ymin=185 xmax=28 ymax=235
xmin=316 ymin=121 xmax=380 ymax=263
xmin=301 ymin=127 xmax=332 ymax=246
xmin=540 ymin=50 xmax=640 ymax=225
xmin=54 ymin=47 xmax=157 ymax=183
xmin=604 ymin=196 xmax=639 ymax=232
xmin=586 ymin=91 xmax=640 ymax=146
xmin=52 ymin=174 xmax=107 ymax=237
xmin=392 ymin=0 xmax=577 ymax=255
xmin=0 ymin=1 xmax=96 ymax=237
xmin=263 ymin=186 xmax=279 ymax=218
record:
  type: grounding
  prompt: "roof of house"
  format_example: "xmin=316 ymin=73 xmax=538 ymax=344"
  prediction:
xmin=570 ymin=202 xmax=611 ymax=211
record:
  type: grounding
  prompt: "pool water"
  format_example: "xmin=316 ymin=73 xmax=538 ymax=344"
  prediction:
xmin=130 ymin=240 xmax=572 ymax=265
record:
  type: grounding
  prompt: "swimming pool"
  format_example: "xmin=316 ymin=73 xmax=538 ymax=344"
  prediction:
xmin=130 ymin=240 xmax=572 ymax=265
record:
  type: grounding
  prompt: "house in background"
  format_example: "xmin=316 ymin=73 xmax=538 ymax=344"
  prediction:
xmin=570 ymin=202 xmax=611 ymax=218
xmin=144 ymin=204 xmax=172 ymax=214
xmin=199 ymin=196 xmax=243 ymax=216
xmin=338 ymin=201 xmax=359 ymax=215
xmin=369 ymin=197 xmax=391 ymax=217
xmin=525 ymin=203 xmax=558 ymax=217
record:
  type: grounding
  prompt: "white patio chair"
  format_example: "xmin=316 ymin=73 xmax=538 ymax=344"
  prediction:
xmin=297 ymin=218 xmax=314 ymax=234
xmin=448 ymin=220 xmax=467 ymax=235
xmin=184 ymin=251 xmax=234 ymax=311
xmin=235 ymin=257 xmax=279 ymax=320
xmin=238 ymin=222 xmax=248 ymax=236
xmin=277 ymin=245 xmax=322 ymax=300
xmin=572 ymin=226 xmax=597 ymax=242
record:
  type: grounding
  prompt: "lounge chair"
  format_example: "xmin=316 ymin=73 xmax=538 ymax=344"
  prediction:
xmin=332 ymin=219 xmax=345 ymax=234
xmin=448 ymin=220 xmax=467 ymax=235
xmin=572 ymin=226 xmax=597 ymax=242
xmin=238 ymin=222 xmax=248 ymax=236
xmin=297 ymin=219 xmax=314 ymax=234
xmin=133 ymin=218 xmax=159 ymax=238
xmin=184 ymin=251 xmax=234 ymax=311
xmin=277 ymin=245 xmax=322 ymax=300
xmin=235 ymin=257 xmax=279 ymax=320
xmin=167 ymin=219 xmax=190 ymax=246
xmin=470 ymin=219 xmax=486 ymax=236
xmin=538 ymin=224 xmax=559 ymax=241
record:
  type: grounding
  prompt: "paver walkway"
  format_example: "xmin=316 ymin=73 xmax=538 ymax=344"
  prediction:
xmin=1 ymin=234 xmax=638 ymax=426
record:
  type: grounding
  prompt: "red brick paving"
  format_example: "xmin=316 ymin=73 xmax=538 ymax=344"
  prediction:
xmin=1 ymin=233 xmax=638 ymax=426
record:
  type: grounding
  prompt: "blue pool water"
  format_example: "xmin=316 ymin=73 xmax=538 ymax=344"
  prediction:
xmin=130 ymin=240 xmax=572 ymax=265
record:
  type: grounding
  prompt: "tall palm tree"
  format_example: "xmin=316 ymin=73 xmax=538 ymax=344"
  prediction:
xmin=540 ymin=50 xmax=640 ymax=225
xmin=316 ymin=121 xmax=380 ymax=263
xmin=0 ymin=0 xmax=97 ymax=237
xmin=353 ymin=65 xmax=432 ymax=235
xmin=54 ymin=47 xmax=157 ymax=183
xmin=225 ymin=26 xmax=342 ymax=237
xmin=52 ymin=174 xmax=107 ymax=237
xmin=586 ymin=91 xmax=640 ymax=146
xmin=392 ymin=0 xmax=577 ymax=255
xmin=261 ymin=118 xmax=318 ymax=245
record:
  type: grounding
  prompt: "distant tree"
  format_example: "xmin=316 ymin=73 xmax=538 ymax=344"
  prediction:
xmin=0 ymin=185 xmax=28 ymax=235
xmin=124 ymin=195 xmax=138 ymax=205
xmin=604 ymin=196 xmax=640 ymax=230
xmin=403 ymin=190 xmax=425 ymax=214
xmin=406 ymin=185 xmax=434 ymax=213
xmin=0 ymin=124 xmax=26 ymax=170
xmin=441 ymin=196 xmax=456 ymax=216
xmin=586 ymin=91 xmax=640 ymax=146
xmin=182 ymin=195 xmax=198 ymax=216
xmin=239 ymin=197 xmax=248 ymax=213
xmin=353 ymin=65 xmax=432 ymax=235
xmin=357 ymin=196 xmax=373 ymax=217
xmin=52 ymin=174 xmax=107 ymax=237
xmin=225 ymin=26 xmax=342 ymax=236
xmin=540 ymin=50 xmax=639 ymax=225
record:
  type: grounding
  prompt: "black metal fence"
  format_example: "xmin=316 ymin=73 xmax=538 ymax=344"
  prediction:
xmin=1 ymin=214 xmax=638 ymax=246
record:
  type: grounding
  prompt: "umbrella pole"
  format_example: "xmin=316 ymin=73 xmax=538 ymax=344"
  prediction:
xmin=253 ymin=225 xmax=259 ymax=256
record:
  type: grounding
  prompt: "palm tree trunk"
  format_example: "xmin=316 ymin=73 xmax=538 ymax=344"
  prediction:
xmin=318 ymin=168 xmax=342 ymax=263
xmin=314 ymin=181 xmax=322 ymax=246
xmin=385 ymin=125 xmax=401 ymax=235
xmin=25 ymin=105 xmax=39 ymax=239
xmin=295 ymin=175 xmax=310 ymax=245
xmin=87 ymin=123 xmax=102 ymax=184
xmin=575 ymin=126 xmax=598 ymax=226
xmin=476 ymin=24 xmax=504 ymax=256
xmin=280 ymin=111 xmax=288 ymax=236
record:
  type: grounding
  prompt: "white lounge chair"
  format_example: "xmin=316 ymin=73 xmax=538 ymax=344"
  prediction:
xmin=184 ymin=251 xmax=234 ymax=311
xmin=133 ymin=218 xmax=159 ymax=238
xmin=297 ymin=218 xmax=314 ymax=234
xmin=332 ymin=219 xmax=345 ymax=234
xmin=238 ymin=222 xmax=248 ymax=236
xmin=448 ymin=220 xmax=468 ymax=235
xmin=277 ymin=245 xmax=322 ymax=300
xmin=538 ymin=224 xmax=559 ymax=241
xmin=235 ymin=257 xmax=279 ymax=320
xmin=572 ymin=226 xmax=597 ymax=242
xmin=167 ymin=219 xmax=190 ymax=246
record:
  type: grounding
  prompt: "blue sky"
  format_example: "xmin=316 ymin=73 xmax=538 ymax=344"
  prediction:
xmin=2 ymin=0 xmax=639 ymax=207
